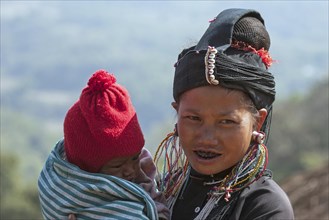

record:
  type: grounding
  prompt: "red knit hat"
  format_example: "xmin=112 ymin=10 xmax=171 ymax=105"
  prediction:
xmin=64 ymin=69 xmax=145 ymax=173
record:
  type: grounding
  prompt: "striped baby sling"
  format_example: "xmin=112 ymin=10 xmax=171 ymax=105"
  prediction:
xmin=38 ymin=140 xmax=158 ymax=220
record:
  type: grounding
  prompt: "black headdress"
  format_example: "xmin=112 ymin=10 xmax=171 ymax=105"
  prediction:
xmin=173 ymin=8 xmax=275 ymax=142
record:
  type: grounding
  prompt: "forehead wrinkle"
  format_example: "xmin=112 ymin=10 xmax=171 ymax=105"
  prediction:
xmin=181 ymin=105 xmax=243 ymax=118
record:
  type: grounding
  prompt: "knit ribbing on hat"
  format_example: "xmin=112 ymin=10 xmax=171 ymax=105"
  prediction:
xmin=64 ymin=70 xmax=145 ymax=173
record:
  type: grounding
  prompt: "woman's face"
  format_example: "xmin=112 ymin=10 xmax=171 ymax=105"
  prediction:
xmin=173 ymin=86 xmax=266 ymax=175
xmin=99 ymin=152 xmax=141 ymax=182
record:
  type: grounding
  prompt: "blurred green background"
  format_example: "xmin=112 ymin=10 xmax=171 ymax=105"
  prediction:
xmin=1 ymin=1 xmax=328 ymax=219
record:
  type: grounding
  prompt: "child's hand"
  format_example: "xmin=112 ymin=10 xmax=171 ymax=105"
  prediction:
xmin=68 ymin=214 xmax=76 ymax=220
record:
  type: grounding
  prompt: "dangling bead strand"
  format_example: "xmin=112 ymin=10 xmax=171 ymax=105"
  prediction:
xmin=154 ymin=132 xmax=188 ymax=200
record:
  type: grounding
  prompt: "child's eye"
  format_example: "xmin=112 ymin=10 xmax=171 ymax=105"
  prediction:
xmin=132 ymin=152 xmax=141 ymax=161
xmin=111 ymin=165 xmax=122 ymax=169
xmin=99 ymin=165 xmax=120 ymax=175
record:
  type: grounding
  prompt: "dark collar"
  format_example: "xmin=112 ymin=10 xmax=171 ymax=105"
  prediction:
xmin=189 ymin=166 xmax=233 ymax=183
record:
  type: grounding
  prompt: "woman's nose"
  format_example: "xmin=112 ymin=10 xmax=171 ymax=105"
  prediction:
xmin=198 ymin=125 xmax=219 ymax=146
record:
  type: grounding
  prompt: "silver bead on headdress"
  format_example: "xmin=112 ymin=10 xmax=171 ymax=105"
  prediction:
xmin=204 ymin=46 xmax=219 ymax=85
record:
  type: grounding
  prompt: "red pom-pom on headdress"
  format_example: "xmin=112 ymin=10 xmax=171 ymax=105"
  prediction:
xmin=231 ymin=40 xmax=274 ymax=69
xmin=87 ymin=70 xmax=116 ymax=91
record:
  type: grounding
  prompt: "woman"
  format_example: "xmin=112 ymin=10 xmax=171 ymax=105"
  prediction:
xmin=154 ymin=8 xmax=294 ymax=220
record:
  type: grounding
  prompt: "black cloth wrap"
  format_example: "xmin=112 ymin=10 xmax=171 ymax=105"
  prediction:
xmin=174 ymin=49 xmax=275 ymax=110
xmin=194 ymin=9 xmax=267 ymax=51
xmin=173 ymin=8 xmax=276 ymax=142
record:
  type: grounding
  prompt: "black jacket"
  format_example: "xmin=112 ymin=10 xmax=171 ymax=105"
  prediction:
xmin=171 ymin=169 xmax=294 ymax=220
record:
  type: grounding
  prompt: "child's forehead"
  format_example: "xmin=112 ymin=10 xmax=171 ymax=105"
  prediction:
xmin=108 ymin=151 xmax=142 ymax=163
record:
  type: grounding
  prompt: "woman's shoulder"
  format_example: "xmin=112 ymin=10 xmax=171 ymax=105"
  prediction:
xmin=241 ymin=174 xmax=289 ymax=200
xmin=235 ymin=174 xmax=295 ymax=220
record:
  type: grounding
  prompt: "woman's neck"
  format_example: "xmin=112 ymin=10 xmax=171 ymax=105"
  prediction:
xmin=189 ymin=166 xmax=233 ymax=184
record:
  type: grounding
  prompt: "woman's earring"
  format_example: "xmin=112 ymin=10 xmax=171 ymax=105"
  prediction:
xmin=154 ymin=124 xmax=179 ymax=164
xmin=174 ymin=123 xmax=178 ymax=136
xmin=252 ymin=131 xmax=265 ymax=144
xmin=154 ymin=123 xmax=188 ymax=197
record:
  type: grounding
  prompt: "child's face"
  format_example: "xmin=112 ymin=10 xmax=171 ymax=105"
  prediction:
xmin=99 ymin=151 xmax=141 ymax=182
xmin=173 ymin=85 xmax=265 ymax=176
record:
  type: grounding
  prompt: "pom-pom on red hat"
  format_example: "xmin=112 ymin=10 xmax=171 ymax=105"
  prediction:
xmin=64 ymin=69 xmax=145 ymax=173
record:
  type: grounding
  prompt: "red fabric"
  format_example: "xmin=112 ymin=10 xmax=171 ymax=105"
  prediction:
xmin=231 ymin=40 xmax=274 ymax=68
xmin=64 ymin=70 xmax=144 ymax=173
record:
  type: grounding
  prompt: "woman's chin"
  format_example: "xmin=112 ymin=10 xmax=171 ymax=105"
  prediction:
xmin=190 ymin=156 xmax=225 ymax=175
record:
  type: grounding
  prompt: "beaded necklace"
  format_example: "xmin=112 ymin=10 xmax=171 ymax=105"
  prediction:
xmin=154 ymin=132 xmax=268 ymax=219
xmin=194 ymin=143 xmax=268 ymax=219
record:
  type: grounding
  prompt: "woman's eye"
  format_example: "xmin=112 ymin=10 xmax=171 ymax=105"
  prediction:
xmin=187 ymin=116 xmax=200 ymax=121
xmin=220 ymin=119 xmax=235 ymax=124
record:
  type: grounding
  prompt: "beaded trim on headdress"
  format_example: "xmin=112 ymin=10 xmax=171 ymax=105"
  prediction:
xmin=205 ymin=46 xmax=219 ymax=85
xmin=204 ymin=40 xmax=274 ymax=86
xmin=204 ymin=41 xmax=273 ymax=86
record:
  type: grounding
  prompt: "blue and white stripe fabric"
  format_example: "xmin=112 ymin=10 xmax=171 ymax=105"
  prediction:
xmin=38 ymin=140 xmax=158 ymax=220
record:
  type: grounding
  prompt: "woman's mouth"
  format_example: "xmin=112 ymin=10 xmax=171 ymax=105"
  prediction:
xmin=194 ymin=150 xmax=221 ymax=159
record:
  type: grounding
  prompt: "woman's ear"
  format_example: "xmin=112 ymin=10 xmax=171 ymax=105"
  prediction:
xmin=171 ymin=102 xmax=178 ymax=112
xmin=257 ymin=108 xmax=268 ymax=131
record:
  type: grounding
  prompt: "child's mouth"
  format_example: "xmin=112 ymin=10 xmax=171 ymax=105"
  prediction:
xmin=195 ymin=150 xmax=221 ymax=159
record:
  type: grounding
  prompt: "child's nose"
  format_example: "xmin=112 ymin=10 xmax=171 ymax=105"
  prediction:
xmin=123 ymin=166 xmax=135 ymax=177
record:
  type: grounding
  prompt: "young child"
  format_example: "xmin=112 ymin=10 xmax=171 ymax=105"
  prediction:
xmin=38 ymin=69 xmax=169 ymax=220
